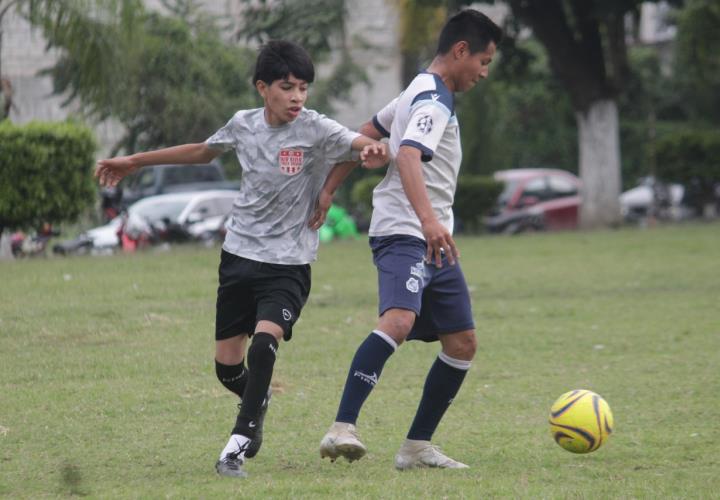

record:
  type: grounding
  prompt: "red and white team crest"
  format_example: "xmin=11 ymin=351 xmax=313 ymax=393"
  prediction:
xmin=278 ymin=149 xmax=304 ymax=175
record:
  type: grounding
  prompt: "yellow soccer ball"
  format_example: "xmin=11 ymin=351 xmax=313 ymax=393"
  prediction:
xmin=549 ymin=389 xmax=614 ymax=453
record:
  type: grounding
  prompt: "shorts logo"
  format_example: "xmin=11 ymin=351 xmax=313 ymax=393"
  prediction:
xmin=406 ymin=277 xmax=419 ymax=293
xmin=410 ymin=262 xmax=425 ymax=278
xmin=282 ymin=308 xmax=292 ymax=321
xmin=279 ymin=149 xmax=304 ymax=175
xmin=416 ymin=115 xmax=433 ymax=135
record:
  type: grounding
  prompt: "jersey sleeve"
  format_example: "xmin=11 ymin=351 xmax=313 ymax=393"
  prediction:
xmin=317 ymin=114 xmax=361 ymax=162
xmin=400 ymin=91 xmax=452 ymax=162
xmin=205 ymin=112 xmax=241 ymax=152
xmin=371 ymin=97 xmax=398 ymax=138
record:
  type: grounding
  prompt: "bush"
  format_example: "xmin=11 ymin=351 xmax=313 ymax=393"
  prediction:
xmin=0 ymin=121 xmax=96 ymax=231
xmin=350 ymin=174 xmax=384 ymax=220
xmin=349 ymin=172 xmax=501 ymax=234
xmin=655 ymin=129 xmax=720 ymax=212
xmin=454 ymin=175 xmax=503 ymax=233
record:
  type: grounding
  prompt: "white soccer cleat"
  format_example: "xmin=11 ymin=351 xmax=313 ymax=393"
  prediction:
xmin=215 ymin=434 xmax=251 ymax=478
xmin=319 ymin=422 xmax=367 ymax=462
xmin=394 ymin=439 xmax=469 ymax=470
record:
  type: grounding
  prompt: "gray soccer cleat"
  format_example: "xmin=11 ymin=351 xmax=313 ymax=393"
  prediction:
xmin=394 ymin=439 xmax=469 ymax=470
xmin=215 ymin=434 xmax=250 ymax=478
xmin=319 ymin=422 xmax=367 ymax=462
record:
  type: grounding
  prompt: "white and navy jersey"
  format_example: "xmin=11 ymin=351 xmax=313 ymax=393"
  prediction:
xmin=369 ymin=72 xmax=462 ymax=239
xmin=206 ymin=108 xmax=359 ymax=265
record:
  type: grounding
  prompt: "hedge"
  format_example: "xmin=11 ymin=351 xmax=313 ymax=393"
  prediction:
xmin=0 ymin=121 xmax=96 ymax=230
xmin=655 ymin=129 xmax=720 ymax=210
xmin=350 ymin=172 xmax=502 ymax=233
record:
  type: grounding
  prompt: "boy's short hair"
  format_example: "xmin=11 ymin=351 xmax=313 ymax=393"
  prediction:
xmin=253 ymin=40 xmax=315 ymax=85
xmin=437 ymin=9 xmax=503 ymax=55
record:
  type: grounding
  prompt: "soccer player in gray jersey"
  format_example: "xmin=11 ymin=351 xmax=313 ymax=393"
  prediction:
xmin=320 ymin=10 xmax=502 ymax=470
xmin=95 ymin=40 xmax=388 ymax=478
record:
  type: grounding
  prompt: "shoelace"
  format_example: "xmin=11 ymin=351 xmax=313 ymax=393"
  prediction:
xmin=423 ymin=444 xmax=455 ymax=464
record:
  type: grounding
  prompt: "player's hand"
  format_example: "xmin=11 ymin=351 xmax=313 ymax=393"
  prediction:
xmin=360 ymin=143 xmax=389 ymax=169
xmin=421 ymin=218 xmax=459 ymax=268
xmin=308 ymin=189 xmax=333 ymax=230
xmin=95 ymin=156 xmax=138 ymax=187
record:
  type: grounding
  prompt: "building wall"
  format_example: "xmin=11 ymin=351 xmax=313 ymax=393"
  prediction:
xmin=0 ymin=1 xmax=673 ymax=154
xmin=1 ymin=0 xmax=402 ymax=153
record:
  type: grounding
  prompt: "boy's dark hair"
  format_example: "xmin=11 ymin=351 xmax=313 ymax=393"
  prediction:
xmin=437 ymin=9 xmax=503 ymax=55
xmin=253 ymin=40 xmax=315 ymax=85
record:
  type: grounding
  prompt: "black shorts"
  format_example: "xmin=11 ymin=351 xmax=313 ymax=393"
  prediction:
xmin=215 ymin=250 xmax=311 ymax=341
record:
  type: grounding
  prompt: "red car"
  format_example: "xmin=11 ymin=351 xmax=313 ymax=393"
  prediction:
xmin=484 ymin=168 xmax=581 ymax=234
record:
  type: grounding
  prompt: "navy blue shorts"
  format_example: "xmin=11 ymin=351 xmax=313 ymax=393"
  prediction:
xmin=370 ymin=235 xmax=475 ymax=342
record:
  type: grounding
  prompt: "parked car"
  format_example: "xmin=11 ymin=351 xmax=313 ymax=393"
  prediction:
xmin=484 ymin=168 xmax=581 ymax=234
xmin=54 ymin=190 xmax=237 ymax=255
xmin=103 ymin=162 xmax=240 ymax=212
xmin=620 ymin=176 xmax=689 ymax=222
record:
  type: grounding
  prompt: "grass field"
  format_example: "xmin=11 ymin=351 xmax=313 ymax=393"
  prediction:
xmin=1 ymin=224 xmax=719 ymax=498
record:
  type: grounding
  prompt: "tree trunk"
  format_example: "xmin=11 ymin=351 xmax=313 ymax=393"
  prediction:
xmin=0 ymin=228 xmax=14 ymax=260
xmin=577 ymin=99 xmax=622 ymax=229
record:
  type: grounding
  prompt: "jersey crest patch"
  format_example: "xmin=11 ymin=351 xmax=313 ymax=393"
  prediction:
xmin=279 ymin=149 xmax=304 ymax=175
xmin=416 ymin=115 xmax=433 ymax=135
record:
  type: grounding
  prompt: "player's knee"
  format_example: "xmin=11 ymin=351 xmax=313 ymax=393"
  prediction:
xmin=247 ymin=332 xmax=279 ymax=370
xmin=443 ymin=330 xmax=477 ymax=360
xmin=378 ymin=309 xmax=415 ymax=342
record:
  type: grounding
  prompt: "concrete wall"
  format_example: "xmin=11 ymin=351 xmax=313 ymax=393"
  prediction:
xmin=0 ymin=0 xmax=402 ymax=153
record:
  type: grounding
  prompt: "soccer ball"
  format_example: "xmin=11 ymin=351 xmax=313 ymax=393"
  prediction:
xmin=549 ymin=389 xmax=614 ymax=453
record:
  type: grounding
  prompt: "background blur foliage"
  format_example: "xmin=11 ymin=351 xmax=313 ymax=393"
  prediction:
xmin=0 ymin=121 xmax=96 ymax=230
xmin=457 ymin=35 xmax=577 ymax=177
xmin=37 ymin=0 xmax=256 ymax=156
xmin=20 ymin=0 xmax=720 ymax=198
xmin=235 ymin=0 xmax=370 ymax=115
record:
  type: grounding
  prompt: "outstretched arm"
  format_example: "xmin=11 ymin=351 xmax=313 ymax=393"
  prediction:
xmin=95 ymin=143 xmax=221 ymax=187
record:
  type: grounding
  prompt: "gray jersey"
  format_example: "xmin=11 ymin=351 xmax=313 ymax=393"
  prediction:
xmin=206 ymin=108 xmax=359 ymax=264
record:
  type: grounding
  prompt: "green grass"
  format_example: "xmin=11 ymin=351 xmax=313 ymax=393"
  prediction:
xmin=1 ymin=224 xmax=719 ymax=498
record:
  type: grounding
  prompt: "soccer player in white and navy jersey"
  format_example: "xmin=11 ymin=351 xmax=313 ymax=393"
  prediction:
xmin=320 ymin=10 xmax=502 ymax=470
xmin=95 ymin=40 xmax=388 ymax=479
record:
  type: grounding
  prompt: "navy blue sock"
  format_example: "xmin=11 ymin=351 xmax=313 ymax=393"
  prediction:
xmin=407 ymin=352 xmax=470 ymax=441
xmin=335 ymin=331 xmax=397 ymax=424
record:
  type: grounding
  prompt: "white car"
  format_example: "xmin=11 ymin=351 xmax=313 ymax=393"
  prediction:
xmin=56 ymin=190 xmax=237 ymax=255
xmin=122 ymin=190 xmax=237 ymax=241
xmin=620 ymin=177 xmax=687 ymax=222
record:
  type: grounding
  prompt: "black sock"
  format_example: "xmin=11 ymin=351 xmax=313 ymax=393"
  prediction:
xmin=233 ymin=333 xmax=278 ymax=438
xmin=215 ymin=359 xmax=247 ymax=398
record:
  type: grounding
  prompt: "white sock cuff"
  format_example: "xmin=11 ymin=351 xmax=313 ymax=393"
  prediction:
xmin=438 ymin=351 xmax=472 ymax=371
xmin=372 ymin=330 xmax=398 ymax=351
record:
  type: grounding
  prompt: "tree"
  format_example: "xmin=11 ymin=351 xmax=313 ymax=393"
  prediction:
xmin=674 ymin=0 xmax=720 ymax=126
xmin=28 ymin=0 xmax=257 ymax=155
xmin=457 ymin=38 xmax=577 ymax=176
xmin=394 ymin=0 xmax=446 ymax=86
xmin=405 ymin=0 xmax=682 ymax=227
xmin=235 ymin=0 xmax=369 ymax=115
xmin=47 ymin=10 xmax=256 ymax=154
xmin=1 ymin=0 xmax=24 ymax=119
xmin=496 ymin=0 xmax=685 ymax=228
